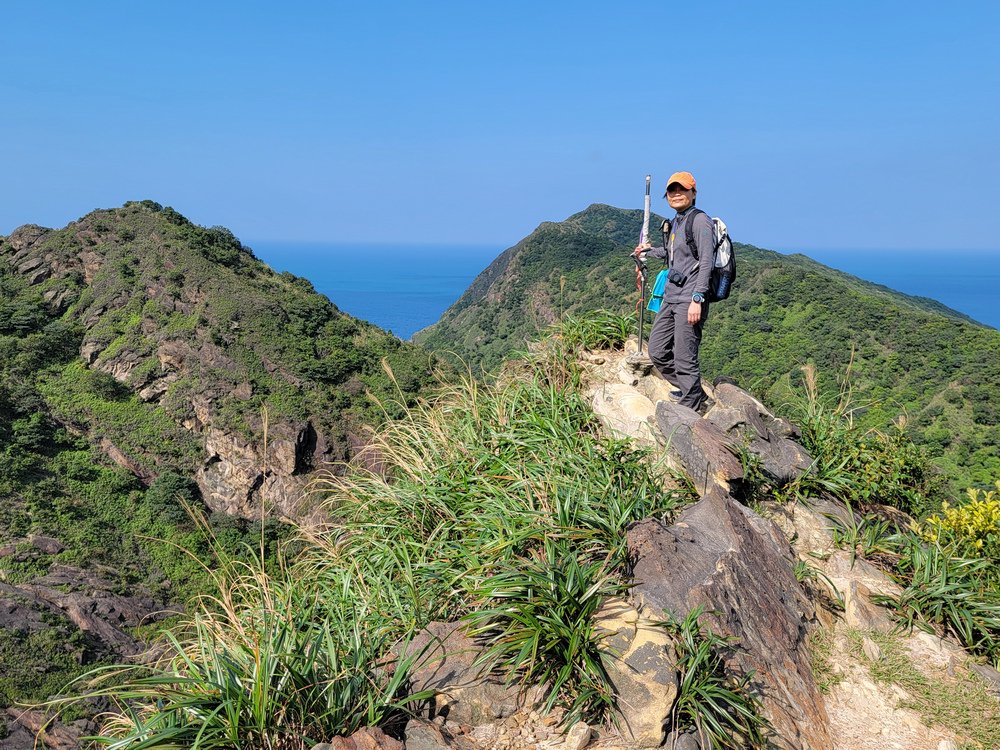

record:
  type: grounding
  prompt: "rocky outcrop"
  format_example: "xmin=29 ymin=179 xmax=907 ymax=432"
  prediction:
xmin=627 ymin=490 xmax=833 ymax=750
xmin=582 ymin=349 xmax=838 ymax=748
xmin=653 ymin=400 xmax=745 ymax=496
xmin=706 ymin=382 xmax=812 ymax=483
xmin=595 ymin=599 xmax=678 ymax=747
xmin=402 ymin=622 xmax=538 ymax=726
xmin=1 ymin=708 xmax=95 ymax=750
xmin=198 ymin=423 xmax=317 ymax=517
xmin=0 ymin=564 xmax=172 ymax=659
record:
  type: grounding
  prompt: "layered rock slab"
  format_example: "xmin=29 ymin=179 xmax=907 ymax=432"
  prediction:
xmin=706 ymin=382 xmax=812 ymax=483
xmin=627 ymin=490 xmax=833 ymax=750
xmin=653 ymin=401 xmax=743 ymax=496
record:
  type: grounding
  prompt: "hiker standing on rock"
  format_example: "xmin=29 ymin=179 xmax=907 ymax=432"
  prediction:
xmin=634 ymin=171 xmax=714 ymax=413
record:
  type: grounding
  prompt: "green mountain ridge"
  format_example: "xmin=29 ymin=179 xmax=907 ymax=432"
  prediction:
xmin=415 ymin=204 xmax=1000 ymax=490
xmin=0 ymin=201 xmax=438 ymax=709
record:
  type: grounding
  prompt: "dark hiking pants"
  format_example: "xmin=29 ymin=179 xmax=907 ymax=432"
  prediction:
xmin=647 ymin=301 xmax=707 ymax=410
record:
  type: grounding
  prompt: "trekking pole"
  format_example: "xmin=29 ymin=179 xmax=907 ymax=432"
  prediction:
xmin=634 ymin=174 xmax=651 ymax=352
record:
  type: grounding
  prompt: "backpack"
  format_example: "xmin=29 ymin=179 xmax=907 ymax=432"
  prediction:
xmin=660 ymin=209 xmax=736 ymax=302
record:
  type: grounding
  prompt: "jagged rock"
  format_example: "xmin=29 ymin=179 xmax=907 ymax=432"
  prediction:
xmin=401 ymin=622 xmax=538 ymax=726
xmin=706 ymin=383 xmax=812 ymax=483
xmin=1 ymin=709 xmax=84 ymax=750
xmin=969 ymin=662 xmax=1000 ymax=696
xmin=653 ymin=401 xmax=743 ymax=496
xmin=138 ymin=373 xmax=178 ymax=402
xmin=664 ymin=729 xmax=705 ymax=750
xmin=623 ymin=353 xmax=654 ymax=378
xmin=100 ymin=436 xmax=156 ymax=483
xmin=590 ymin=384 xmax=657 ymax=445
xmin=0 ymin=585 xmax=51 ymax=635
xmin=628 ymin=489 xmax=833 ymax=750
xmin=2 ymin=565 xmax=172 ymax=658
xmin=27 ymin=534 xmax=65 ymax=555
xmin=97 ymin=346 xmax=146 ymax=382
xmin=80 ymin=340 xmax=102 ymax=364
xmin=313 ymin=727 xmax=403 ymax=750
xmin=563 ymin=721 xmax=591 ymax=750
xmin=861 ymin=636 xmax=883 ymax=662
xmin=197 ymin=424 xmax=315 ymax=518
xmin=843 ymin=580 xmax=896 ymax=632
xmin=596 ymin=599 xmax=677 ymax=747
xmin=404 ymin=719 xmax=477 ymax=750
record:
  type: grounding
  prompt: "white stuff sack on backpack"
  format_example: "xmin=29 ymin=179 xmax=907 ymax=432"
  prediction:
xmin=709 ymin=217 xmax=735 ymax=301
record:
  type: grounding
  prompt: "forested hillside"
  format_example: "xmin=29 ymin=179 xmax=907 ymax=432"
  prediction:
xmin=0 ymin=201 xmax=437 ymax=709
xmin=415 ymin=204 xmax=1000 ymax=489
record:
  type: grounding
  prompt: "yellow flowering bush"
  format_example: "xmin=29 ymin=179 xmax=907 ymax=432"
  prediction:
xmin=920 ymin=482 xmax=1000 ymax=561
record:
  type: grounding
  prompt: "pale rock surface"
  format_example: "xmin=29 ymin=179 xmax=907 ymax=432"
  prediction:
xmin=595 ymin=598 xmax=678 ymax=747
xmin=563 ymin=722 xmax=592 ymax=750
xmin=590 ymin=383 xmax=657 ymax=445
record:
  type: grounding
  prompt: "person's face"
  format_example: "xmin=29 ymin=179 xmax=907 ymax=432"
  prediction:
xmin=666 ymin=183 xmax=695 ymax=212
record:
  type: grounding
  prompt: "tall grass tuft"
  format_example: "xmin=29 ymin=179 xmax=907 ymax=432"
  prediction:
xmin=787 ymin=364 xmax=938 ymax=516
xmin=65 ymin=525 xmax=430 ymax=750
xmin=663 ymin=607 xmax=769 ymax=750
xmin=873 ymin=536 xmax=1000 ymax=666
xmin=308 ymin=344 xmax=682 ymax=721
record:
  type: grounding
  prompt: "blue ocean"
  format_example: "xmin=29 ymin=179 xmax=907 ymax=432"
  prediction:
xmin=251 ymin=243 xmax=1000 ymax=339
xmin=251 ymin=243 xmax=500 ymax=340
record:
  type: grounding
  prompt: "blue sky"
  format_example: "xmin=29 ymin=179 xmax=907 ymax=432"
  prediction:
xmin=2 ymin=1 xmax=998 ymax=250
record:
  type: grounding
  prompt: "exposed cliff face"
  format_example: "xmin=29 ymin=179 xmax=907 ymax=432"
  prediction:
xmin=0 ymin=202 xmax=436 ymax=520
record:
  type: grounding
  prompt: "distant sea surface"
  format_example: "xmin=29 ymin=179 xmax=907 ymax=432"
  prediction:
xmin=252 ymin=243 xmax=500 ymax=340
xmin=252 ymin=243 xmax=1000 ymax=339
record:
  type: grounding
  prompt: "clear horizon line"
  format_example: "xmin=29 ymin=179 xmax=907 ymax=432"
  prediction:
xmin=246 ymin=238 xmax=1000 ymax=254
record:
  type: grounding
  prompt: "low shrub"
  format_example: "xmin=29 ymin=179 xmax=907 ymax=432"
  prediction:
xmin=788 ymin=365 xmax=940 ymax=516
xmin=918 ymin=482 xmax=1000 ymax=563
xmin=466 ymin=535 xmax=623 ymax=724
xmin=873 ymin=535 xmax=1000 ymax=665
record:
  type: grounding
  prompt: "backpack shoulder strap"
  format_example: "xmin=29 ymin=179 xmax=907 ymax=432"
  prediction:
xmin=684 ymin=208 xmax=707 ymax=259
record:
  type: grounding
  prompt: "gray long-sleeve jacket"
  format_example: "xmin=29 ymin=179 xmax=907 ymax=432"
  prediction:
xmin=645 ymin=207 xmax=715 ymax=305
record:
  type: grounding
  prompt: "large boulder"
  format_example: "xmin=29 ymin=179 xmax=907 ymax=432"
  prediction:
xmin=627 ymin=490 xmax=833 ymax=750
xmin=401 ymin=622 xmax=539 ymax=726
xmin=653 ymin=401 xmax=743 ymax=496
xmin=706 ymin=383 xmax=812 ymax=483
xmin=595 ymin=598 xmax=679 ymax=747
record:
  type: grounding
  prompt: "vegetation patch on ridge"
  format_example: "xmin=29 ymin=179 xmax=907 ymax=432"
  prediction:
xmin=415 ymin=203 xmax=1000 ymax=492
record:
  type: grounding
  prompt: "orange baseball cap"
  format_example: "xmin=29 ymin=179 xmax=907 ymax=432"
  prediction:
xmin=664 ymin=171 xmax=696 ymax=195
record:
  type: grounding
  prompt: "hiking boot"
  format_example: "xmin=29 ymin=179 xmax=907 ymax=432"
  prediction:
xmin=669 ymin=389 xmax=682 ymax=399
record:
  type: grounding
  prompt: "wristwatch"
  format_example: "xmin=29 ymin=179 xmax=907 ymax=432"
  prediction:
xmin=691 ymin=292 xmax=705 ymax=304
